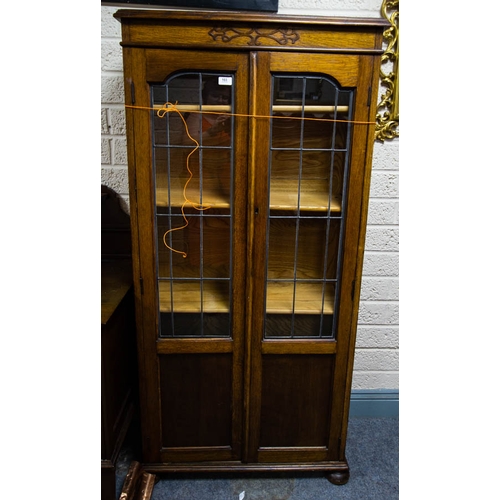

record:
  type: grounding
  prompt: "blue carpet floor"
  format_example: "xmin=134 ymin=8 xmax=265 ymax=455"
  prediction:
xmin=116 ymin=417 xmax=398 ymax=500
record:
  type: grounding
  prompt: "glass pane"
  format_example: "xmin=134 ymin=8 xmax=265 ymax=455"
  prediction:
xmin=265 ymin=313 xmax=335 ymax=339
xmin=267 ymin=218 xmax=340 ymax=281
xmin=152 ymin=74 xmax=233 ymax=147
xmin=152 ymin=72 xmax=234 ymax=338
xmin=269 ymin=150 xmax=345 ymax=213
xmin=157 ymin=214 xmax=193 ymax=278
xmin=160 ymin=312 xmax=230 ymax=338
xmin=158 ymin=280 xmax=231 ymax=338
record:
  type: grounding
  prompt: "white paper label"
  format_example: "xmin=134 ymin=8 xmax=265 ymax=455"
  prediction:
xmin=219 ymin=76 xmax=233 ymax=86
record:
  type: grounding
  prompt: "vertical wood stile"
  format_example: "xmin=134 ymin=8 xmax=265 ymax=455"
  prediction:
xmin=242 ymin=51 xmax=258 ymax=464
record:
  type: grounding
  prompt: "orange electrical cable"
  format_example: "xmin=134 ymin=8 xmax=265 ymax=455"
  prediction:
xmin=126 ymin=103 xmax=377 ymax=125
xmin=158 ymin=103 xmax=212 ymax=258
xmin=128 ymin=101 xmax=376 ymax=257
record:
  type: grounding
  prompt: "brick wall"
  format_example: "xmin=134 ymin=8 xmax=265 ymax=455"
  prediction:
xmin=101 ymin=1 xmax=399 ymax=391
xmin=101 ymin=9 xmax=129 ymax=208
xmin=355 ymin=139 xmax=399 ymax=389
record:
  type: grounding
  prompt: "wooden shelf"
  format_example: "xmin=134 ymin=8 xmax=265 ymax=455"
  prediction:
xmin=156 ymin=181 xmax=230 ymax=209
xmin=157 ymin=179 xmax=340 ymax=212
xmin=154 ymin=104 xmax=348 ymax=113
xmin=266 ymin=282 xmax=335 ymax=314
xmin=270 ymin=179 xmax=341 ymax=212
xmin=159 ymin=281 xmax=334 ymax=315
xmin=159 ymin=281 xmax=230 ymax=313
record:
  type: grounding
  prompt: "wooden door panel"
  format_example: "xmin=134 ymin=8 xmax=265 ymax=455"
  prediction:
xmin=259 ymin=355 xmax=334 ymax=448
xmin=159 ymin=354 xmax=233 ymax=448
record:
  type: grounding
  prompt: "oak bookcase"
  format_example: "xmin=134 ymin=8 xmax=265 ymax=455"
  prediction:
xmin=115 ymin=8 xmax=388 ymax=484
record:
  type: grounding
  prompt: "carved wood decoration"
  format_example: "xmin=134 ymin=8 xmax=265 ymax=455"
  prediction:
xmin=375 ymin=0 xmax=399 ymax=142
xmin=208 ymin=27 xmax=300 ymax=46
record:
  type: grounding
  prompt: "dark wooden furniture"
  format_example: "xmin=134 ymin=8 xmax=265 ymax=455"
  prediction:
xmin=101 ymin=186 xmax=137 ymax=499
xmin=114 ymin=10 xmax=388 ymax=484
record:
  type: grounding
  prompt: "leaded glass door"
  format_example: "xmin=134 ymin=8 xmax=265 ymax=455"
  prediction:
xmin=137 ymin=51 xmax=250 ymax=463
xmin=246 ymin=52 xmax=365 ymax=464
xmin=152 ymin=72 xmax=235 ymax=338
xmin=264 ymin=74 xmax=353 ymax=340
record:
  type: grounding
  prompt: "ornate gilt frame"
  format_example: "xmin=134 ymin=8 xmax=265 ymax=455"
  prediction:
xmin=375 ymin=0 xmax=399 ymax=142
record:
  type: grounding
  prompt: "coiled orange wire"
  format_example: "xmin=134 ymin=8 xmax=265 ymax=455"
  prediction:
xmin=126 ymin=102 xmax=376 ymax=257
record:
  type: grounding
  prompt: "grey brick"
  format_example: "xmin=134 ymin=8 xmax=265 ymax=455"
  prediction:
xmin=101 ymin=75 xmax=124 ymax=104
xmin=358 ymin=302 xmax=399 ymax=325
xmin=101 ymin=138 xmax=111 ymax=164
xmin=113 ymin=137 xmax=128 ymax=165
xmin=364 ymin=227 xmax=399 ymax=252
xmin=109 ymin=108 xmax=126 ymax=135
xmin=362 ymin=253 xmax=399 ymax=276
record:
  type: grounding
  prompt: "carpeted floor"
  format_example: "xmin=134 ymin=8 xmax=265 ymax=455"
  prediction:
xmin=116 ymin=417 xmax=398 ymax=500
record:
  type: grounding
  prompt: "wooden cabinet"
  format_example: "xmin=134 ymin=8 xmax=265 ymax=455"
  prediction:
xmin=101 ymin=186 xmax=137 ymax=499
xmin=115 ymin=9 xmax=388 ymax=484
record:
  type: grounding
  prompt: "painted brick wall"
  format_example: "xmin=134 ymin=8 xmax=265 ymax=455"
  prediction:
xmin=101 ymin=0 xmax=399 ymax=391
xmin=101 ymin=9 xmax=128 ymax=202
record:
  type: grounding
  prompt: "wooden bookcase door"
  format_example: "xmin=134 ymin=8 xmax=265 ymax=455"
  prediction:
xmin=128 ymin=50 xmax=250 ymax=463
xmin=246 ymin=51 xmax=376 ymax=464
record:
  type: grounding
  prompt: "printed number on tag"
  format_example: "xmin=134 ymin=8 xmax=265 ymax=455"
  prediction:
xmin=219 ymin=76 xmax=233 ymax=86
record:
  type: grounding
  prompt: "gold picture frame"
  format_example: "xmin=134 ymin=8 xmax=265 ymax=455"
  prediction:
xmin=375 ymin=0 xmax=399 ymax=142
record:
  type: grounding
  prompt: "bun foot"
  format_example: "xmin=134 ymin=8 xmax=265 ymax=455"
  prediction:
xmin=326 ymin=469 xmax=350 ymax=485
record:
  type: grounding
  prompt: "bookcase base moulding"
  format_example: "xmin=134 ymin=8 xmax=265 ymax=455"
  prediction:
xmin=115 ymin=9 xmax=388 ymax=485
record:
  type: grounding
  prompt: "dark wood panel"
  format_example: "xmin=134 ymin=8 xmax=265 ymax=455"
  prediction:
xmin=259 ymin=355 xmax=334 ymax=448
xmin=101 ymin=462 xmax=116 ymax=500
xmin=159 ymin=354 xmax=233 ymax=448
xmin=101 ymin=288 xmax=136 ymax=458
xmin=101 ymin=190 xmax=138 ymax=497
xmin=101 ymin=260 xmax=133 ymax=325
xmin=101 ymin=185 xmax=132 ymax=260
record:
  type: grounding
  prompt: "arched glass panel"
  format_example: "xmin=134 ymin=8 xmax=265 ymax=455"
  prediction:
xmin=151 ymin=73 xmax=235 ymax=338
xmin=264 ymin=75 xmax=354 ymax=339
